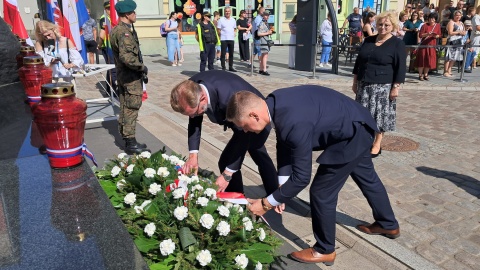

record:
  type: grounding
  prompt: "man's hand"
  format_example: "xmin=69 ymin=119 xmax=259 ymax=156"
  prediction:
xmin=215 ymin=172 xmax=231 ymax=192
xmin=183 ymin=153 xmax=199 ymax=175
xmin=246 ymin=198 xmax=267 ymax=216
xmin=274 ymin=203 xmax=285 ymax=214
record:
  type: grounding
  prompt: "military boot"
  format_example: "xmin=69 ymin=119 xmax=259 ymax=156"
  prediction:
xmin=124 ymin=138 xmax=149 ymax=155
xmin=131 ymin=137 xmax=148 ymax=149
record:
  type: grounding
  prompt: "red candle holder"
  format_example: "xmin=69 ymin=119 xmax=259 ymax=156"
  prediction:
xmin=18 ymin=56 xmax=52 ymax=106
xmin=16 ymin=46 xmax=38 ymax=69
xmin=33 ymin=83 xmax=87 ymax=169
xmin=18 ymin=38 xmax=28 ymax=46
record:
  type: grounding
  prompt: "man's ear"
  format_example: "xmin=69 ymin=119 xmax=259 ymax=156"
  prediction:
xmin=248 ymin=111 xmax=259 ymax=121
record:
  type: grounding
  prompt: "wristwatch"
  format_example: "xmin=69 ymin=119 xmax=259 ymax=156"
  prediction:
xmin=221 ymin=172 xmax=232 ymax=182
xmin=261 ymin=198 xmax=273 ymax=211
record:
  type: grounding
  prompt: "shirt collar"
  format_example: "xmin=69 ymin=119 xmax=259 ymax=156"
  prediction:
xmin=267 ymin=107 xmax=274 ymax=129
xmin=199 ymin=84 xmax=211 ymax=109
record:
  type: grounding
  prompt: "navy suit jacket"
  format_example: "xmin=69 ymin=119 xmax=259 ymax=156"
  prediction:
xmin=267 ymin=85 xmax=379 ymax=203
xmin=188 ymin=70 xmax=268 ymax=170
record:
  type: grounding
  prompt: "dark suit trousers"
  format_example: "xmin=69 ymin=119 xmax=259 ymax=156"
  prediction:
xmin=220 ymin=40 xmax=235 ymax=69
xmin=310 ymin=128 xmax=398 ymax=254
xmin=218 ymin=128 xmax=277 ymax=196
xmin=199 ymin=43 xmax=216 ymax=72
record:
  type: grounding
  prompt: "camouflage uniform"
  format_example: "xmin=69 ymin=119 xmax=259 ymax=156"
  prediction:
xmin=110 ymin=21 xmax=146 ymax=139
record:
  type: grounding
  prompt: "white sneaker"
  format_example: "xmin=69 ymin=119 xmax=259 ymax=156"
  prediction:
xmin=172 ymin=63 xmax=177 ymax=67
xmin=325 ymin=63 xmax=332 ymax=67
xmin=318 ymin=63 xmax=324 ymax=68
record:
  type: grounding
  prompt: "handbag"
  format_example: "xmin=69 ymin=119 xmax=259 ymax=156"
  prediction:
xmin=243 ymin=32 xmax=252 ymax=41
xmin=449 ymin=38 xmax=463 ymax=45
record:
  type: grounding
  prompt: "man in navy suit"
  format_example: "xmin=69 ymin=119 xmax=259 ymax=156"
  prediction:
xmin=170 ymin=70 xmax=277 ymax=195
xmin=226 ymin=86 xmax=400 ymax=265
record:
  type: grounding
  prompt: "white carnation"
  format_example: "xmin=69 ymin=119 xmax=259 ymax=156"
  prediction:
xmin=243 ymin=217 xmax=254 ymax=231
xmin=196 ymin=250 xmax=212 ymax=266
xmin=196 ymin=197 xmax=209 ymax=207
xmin=159 ymin=239 xmax=175 ymax=256
xmin=126 ymin=164 xmax=135 ymax=174
xmin=190 ymin=175 xmax=199 ymax=183
xmin=255 ymin=261 xmax=263 ymax=270
xmin=191 ymin=184 xmax=204 ymax=192
xmin=111 ymin=166 xmax=121 ymax=177
xmin=169 ymin=156 xmax=180 ymax=165
xmin=119 ymin=161 xmax=125 ymax=167
xmin=124 ymin=192 xmax=136 ymax=205
xmin=224 ymin=202 xmax=233 ymax=208
xmin=116 ymin=179 xmax=126 ymax=190
xmin=173 ymin=206 xmax=189 ymax=221
xmin=157 ymin=167 xmax=170 ymax=177
xmin=216 ymin=221 xmax=230 ymax=236
xmin=117 ymin=153 xmax=127 ymax=159
xmin=204 ymin=188 xmax=217 ymax=199
xmin=148 ymin=183 xmax=162 ymax=195
xmin=139 ymin=151 xmax=151 ymax=159
xmin=144 ymin=168 xmax=156 ymax=178
xmin=257 ymin=228 xmax=266 ymax=241
xmin=233 ymin=204 xmax=244 ymax=213
xmin=200 ymin=213 xmax=214 ymax=229
xmin=217 ymin=205 xmax=230 ymax=217
xmin=134 ymin=200 xmax=152 ymax=214
xmin=235 ymin=254 xmax=249 ymax=269
xmin=178 ymin=174 xmax=191 ymax=184
xmin=144 ymin=222 xmax=156 ymax=237
xmin=172 ymin=187 xmax=186 ymax=199
xmin=176 ymin=159 xmax=185 ymax=166
xmin=161 ymin=153 xmax=169 ymax=160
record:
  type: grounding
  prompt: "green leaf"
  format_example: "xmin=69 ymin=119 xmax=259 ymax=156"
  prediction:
xmin=149 ymin=254 xmax=175 ymax=270
xmin=134 ymin=236 xmax=160 ymax=253
xmin=126 ymin=174 xmax=142 ymax=188
xmin=144 ymin=202 xmax=160 ymax=215
xmin=99 ymin=180 xmax=117 ymax=198
xmin=241 ymin=243 xmax=275 ymax=264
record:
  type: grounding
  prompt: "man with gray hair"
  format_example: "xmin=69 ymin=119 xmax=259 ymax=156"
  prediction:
xmin=217 ymin=7 xmax=237 ymax=71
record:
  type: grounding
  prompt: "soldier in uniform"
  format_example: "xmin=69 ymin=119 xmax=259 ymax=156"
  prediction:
xmin=110 ymin=0 xmax=149 ymax=154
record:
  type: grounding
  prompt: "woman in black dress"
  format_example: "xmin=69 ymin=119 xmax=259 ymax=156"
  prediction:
xmin=236 ymin=10 xmax=251 ymax=62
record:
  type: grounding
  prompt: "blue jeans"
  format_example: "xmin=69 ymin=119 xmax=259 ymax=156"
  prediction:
xmin=167 ymin=34 xmax=181 ymax=62
xmin=465 ymin=50 xmax=477 ymax=69
xmin=320 ymin=39 xmax=332 ymax=64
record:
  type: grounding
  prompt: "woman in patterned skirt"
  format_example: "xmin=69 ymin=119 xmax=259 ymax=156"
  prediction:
xmin=353 ymin=12 xmax=406 ymax=158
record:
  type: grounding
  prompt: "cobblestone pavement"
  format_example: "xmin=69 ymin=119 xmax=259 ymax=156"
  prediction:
xmin=77 ymin=47 xmax=480 ymax=269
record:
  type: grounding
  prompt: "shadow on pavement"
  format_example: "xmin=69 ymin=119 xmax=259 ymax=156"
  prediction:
xmin=416 ymin=166 xmax=480 ymax=198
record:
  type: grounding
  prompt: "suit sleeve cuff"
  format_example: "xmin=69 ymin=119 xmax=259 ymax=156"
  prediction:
xmin=225 ymin=167 xmax=237 ymax=173
xmin=266 ymin=195 xmax=281 ymax=207
xmin=189 ymin=150 xmax=199 ymax=153
xmin=278 ymin=176 xmax=289 ymax=186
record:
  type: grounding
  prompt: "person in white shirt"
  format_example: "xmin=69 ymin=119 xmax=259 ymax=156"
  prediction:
xmin=217 ymin=7 xmax=237 ymax=72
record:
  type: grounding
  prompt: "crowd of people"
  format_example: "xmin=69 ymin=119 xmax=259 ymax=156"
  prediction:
xmin=319 ymin=2 xmax=480 ymax=79
xmin=164 ymin=6 xmax=274 ymax=75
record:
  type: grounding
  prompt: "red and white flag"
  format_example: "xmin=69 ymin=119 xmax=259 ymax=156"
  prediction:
xmin=109 ymin=0 xmax=119 ymax=27
xmin=3 ymin=0 xmax=34 ymax=45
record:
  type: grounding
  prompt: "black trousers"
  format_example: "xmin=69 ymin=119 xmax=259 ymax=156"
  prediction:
xmin=218 ymin=127 xmax=277 ymax=196
xmin=310 ymin=125 xmax=398 ymax=254
xmin=220 ymin=40 xmax=235 ymax=69
xmin=199 ymin=43 xmax=216 ymax=72
xmin=238 ymin=35 xmax=250 ymax=61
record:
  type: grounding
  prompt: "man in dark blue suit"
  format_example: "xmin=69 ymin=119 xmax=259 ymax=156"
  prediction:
xmin=170 ymin=70 xmax=277 ymax=195
xmin=226 ymin=86 xmax=400 ymax=265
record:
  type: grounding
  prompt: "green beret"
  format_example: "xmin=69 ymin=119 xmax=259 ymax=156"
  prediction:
xmin=115 ymin=0 xmax=137 ymax=13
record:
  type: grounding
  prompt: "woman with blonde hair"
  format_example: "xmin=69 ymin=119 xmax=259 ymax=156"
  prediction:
xmin=353 ymin=11 xmax=406 ymax=157
xmin=34 ymin=20 xmax=83 ymax=84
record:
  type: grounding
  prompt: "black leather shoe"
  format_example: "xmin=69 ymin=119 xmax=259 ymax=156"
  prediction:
xmin=222 ymin=67 xmax=226 ymax=71
xmin=262 ymin=71 xmax=270 ymax=76
xmin=259 ymin=70 xmax=264 ymax=74
xmin=124 ymin=138 xmax=150 ymax=155
xmin=228 ymin=68 xmax=237 ymax=72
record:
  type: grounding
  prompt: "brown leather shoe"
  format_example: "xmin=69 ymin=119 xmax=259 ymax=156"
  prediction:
xmin=357 ymin=222 xmax=400 ymax=239
xmin=289 ymin=248 xmax=336 ymax=265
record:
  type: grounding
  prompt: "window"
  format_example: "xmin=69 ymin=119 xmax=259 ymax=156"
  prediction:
xmin=136 ymin=0 xmax=164 ymax=17
xmin=285 ymin=4 xmax=295 ymax=20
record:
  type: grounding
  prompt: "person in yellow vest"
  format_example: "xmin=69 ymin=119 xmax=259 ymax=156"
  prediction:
xmin=98 ymin=1 xmax=117 ymax=95
xmin=195 ymin=12 xmax=220 ymax=72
